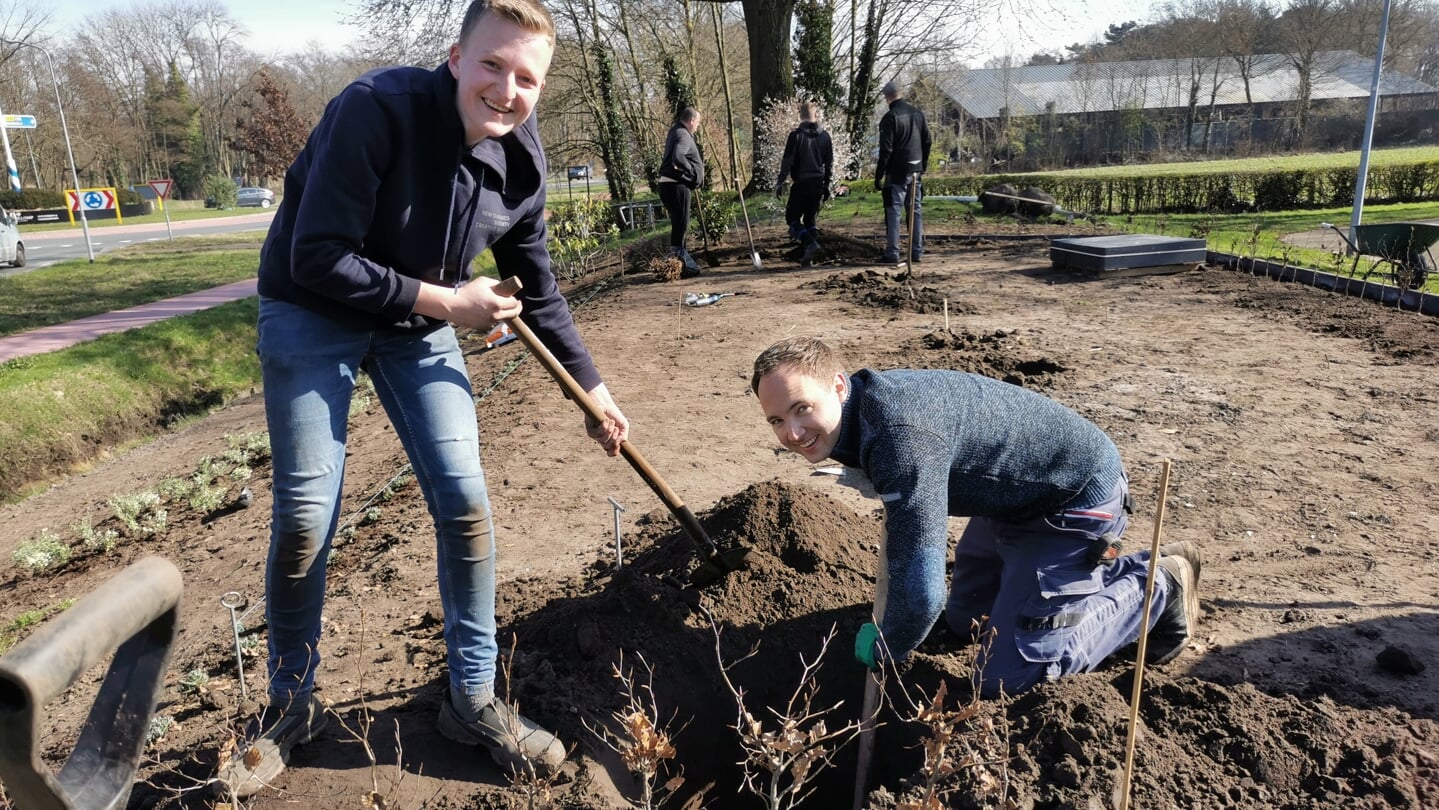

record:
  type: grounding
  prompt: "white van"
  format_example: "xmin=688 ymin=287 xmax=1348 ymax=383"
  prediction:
xmin=0 ymin=204 xmax=23 ymax=268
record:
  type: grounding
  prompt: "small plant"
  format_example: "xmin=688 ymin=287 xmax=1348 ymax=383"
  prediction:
xmin=0 ymin=609 xmax=46 ymax=653
xmin=178 ymin=668 xmax=210 ymax=695
xmin=893 ymin=622 xmax=1009 ymax=809
xmin=350 ymin=373 xmax=376 ymax=418
xmin=360 ymin=507 xmax=382 ymax=526
xmin=586 ymin=653 xmax=693 ymax=809
xmin=109 ymin=491 xmax=166 ymax=537
xmin=13 ymin=529 xmax=71 ymax=573
xmin=146 ymin=714 xmax=176 ymax=747
xmin=706 ymin=608 xmax=863 ymax=810
xmin=73 ymin=517 xmax=119 ymax=553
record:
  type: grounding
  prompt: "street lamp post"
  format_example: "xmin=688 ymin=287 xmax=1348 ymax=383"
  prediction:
xmin=2 ymin=38 xmax=94 ymax=262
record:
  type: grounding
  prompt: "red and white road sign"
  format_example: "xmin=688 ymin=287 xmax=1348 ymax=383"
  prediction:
xmin=65 ymin=188 xmax=117 ymax=212
xmin=147 ymin=179 xmax=174 ymax=200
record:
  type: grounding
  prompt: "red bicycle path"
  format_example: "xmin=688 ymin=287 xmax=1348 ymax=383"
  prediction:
xmin=0 ymin=215 xmax=269 ymax=364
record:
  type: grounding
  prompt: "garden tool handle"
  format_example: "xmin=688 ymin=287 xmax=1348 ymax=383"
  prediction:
xmin=492 ymin=277 xmax=720 ymax=557
xmin=0 ymin=556 xmax=182 ymax=810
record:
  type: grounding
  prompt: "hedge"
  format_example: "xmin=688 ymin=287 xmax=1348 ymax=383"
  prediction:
xmin=921 ymin=160 xmax=1439 ymax=216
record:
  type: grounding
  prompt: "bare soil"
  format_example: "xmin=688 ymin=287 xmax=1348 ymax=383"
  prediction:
xmin=3 ymin=219 xmax=1438 ymax=809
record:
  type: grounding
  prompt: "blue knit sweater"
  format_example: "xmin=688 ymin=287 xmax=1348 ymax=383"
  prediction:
xmin=828 ymin=369 xmax=1124 ymax=659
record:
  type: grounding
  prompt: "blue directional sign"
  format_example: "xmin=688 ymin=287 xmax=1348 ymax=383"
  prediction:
xmin=2 ymin=115 xmax=37 ymax=129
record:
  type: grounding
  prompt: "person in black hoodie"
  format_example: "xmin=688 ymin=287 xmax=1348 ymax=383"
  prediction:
xmin=657 ymin=107 xmax=705 ymax=277
xmin=217 ymin=0 xmax=627 ymax=796
xmin=874 ymin=80 xmax=931 ymax=264
xmin=775 ymin=101 xmax=834 ymax=265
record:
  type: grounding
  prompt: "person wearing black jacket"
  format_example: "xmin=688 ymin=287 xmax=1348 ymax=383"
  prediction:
xmin=775 ymin=101 xmax=834 ymax=265
xmin=658 ymin=108 xmax=704 ymax=277
xmin=217 ymin=0 xmax=628 ymax=797
xmin=874 ymin=80 xmax=931 ymax=264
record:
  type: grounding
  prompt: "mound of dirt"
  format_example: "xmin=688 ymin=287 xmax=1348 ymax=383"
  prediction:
xmin=804 ymin=269 xmax=956 ymax=313
xmin=498 ymin=479 xmax=1438 ymax=808
xmin=500 ymin=479 xmax=880 ymax=806
xmin=879 ymin=329 xmax=1070 ymax=389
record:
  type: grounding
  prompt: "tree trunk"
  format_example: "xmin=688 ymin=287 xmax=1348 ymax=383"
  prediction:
xmin=739 ymin=0 xmax=796 ymax=191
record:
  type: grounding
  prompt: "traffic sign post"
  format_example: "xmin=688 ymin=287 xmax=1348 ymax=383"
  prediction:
xmin=147 ymin=179 xmax=174 ymax=241
xmin=0 ymin=103 xmax=20 ymax=192
xmin=64 ymin=187 xmax=122 ymax=225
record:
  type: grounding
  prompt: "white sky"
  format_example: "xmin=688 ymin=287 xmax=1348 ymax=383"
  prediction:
xmin=49 ymin=0 xmax=1159 ymax=65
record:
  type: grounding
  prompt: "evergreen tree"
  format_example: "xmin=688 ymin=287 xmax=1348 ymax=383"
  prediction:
xmin=793 ymin=0 xmax=842 ymax=110
xmin=146 ymin=62 xmax=204 ymax=195
xmin=592 ymin=43 xmax=635 ymax=204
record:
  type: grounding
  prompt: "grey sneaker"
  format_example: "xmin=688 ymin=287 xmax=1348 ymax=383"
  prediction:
xmin=437 ymin=694 xmax=566 ymax=776
xmin=215 ymin=694 xmax=328 ymax=798
xmin=1148 ymin=542 xmax=1202 ymax=665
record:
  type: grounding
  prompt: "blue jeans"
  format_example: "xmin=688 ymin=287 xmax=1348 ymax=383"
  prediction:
xmin=944 ymin=477 xmax=1173 ymax=696
xmin=258 ymin=298 xmax=498 ymax=706
xmin=882 ymin=175 xmax=923 ymax=260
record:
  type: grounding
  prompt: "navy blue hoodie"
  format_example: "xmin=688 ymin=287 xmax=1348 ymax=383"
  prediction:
xmin=258 ymin=62 xmax=601 ymax=390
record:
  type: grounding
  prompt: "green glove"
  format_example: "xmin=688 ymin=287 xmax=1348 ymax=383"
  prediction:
xmin=855 ymin=622 xmax=881 ymax=671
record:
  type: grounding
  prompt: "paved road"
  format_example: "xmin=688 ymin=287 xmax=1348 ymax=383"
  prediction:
xmin=5 ymin=212 xmax=276 ymax=274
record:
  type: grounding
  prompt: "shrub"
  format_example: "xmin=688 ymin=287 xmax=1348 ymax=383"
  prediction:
xmin=13 ymin=529 xmax=71 ymax=573
xmin=549 ymin=199 xmax=620 ymax=281
xmin=0 ymin=188 xmax=66 ymax=209
xmin=202 ymin=174 xmax=238 ymax=209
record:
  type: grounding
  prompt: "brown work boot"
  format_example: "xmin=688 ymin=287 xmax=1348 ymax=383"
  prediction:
xmin=437 ymin=693 xmax=566 ymax=776
xmin=1148 ymin=541 xmax=1202 ymax=665
xmin=214 ymin=694 xmax=328 ymax=798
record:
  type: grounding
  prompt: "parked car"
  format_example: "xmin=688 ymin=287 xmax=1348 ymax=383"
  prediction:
xmin=236 ymin=187 xmax=276 ymax=208
xmin=0 ymin=204 xmax=24 ymax=268
xmin=567 ymin=165 xmax=591 ymax=180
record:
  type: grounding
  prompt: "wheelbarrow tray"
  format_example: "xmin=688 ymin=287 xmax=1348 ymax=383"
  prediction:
xmin=1350 ymin=221 xmax=1439 ymax=260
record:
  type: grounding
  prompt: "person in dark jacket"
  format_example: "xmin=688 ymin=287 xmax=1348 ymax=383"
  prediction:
xmin=217 ymin=0 xmax=628 ymax=796
xmin=751 ymin=337 xmax=1203 ymax=697
xmin=874 ymin=81 xmax=931 ymax=265
xmin=774 ymin=101 xmax=834 ymax=266
xmin=658 ymin=107 xmax=705 ymax=277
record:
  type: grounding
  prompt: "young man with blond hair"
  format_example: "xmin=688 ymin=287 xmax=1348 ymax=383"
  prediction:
xmin=218 ymin=0 xmax=628 ymax=794
xmin=751 ymin=336 xmax=1201 ymax=696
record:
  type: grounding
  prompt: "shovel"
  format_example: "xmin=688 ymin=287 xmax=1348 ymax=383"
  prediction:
xmin=735 ymin=182 xmax=763 ymax=271
xmin=490 ymin=276 xmax=749 ymax=587
xmin=0 ymin=556 xmax=183 ymax=810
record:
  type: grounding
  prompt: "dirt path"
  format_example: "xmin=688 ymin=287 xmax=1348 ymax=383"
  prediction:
xmin=2 ymin=222 xmax=1437 ymax=808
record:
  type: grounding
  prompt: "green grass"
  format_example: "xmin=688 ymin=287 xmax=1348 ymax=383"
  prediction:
xmin=1117 ymin=202 xmax=1439 ymax=291
xmin=1031 ymin=146 xmax=1439 ymax=178
xmin=0 ymin=298 xmax=260 ymax=500
xmin=20 ymin=199 xmax=273 ymax=233
xmin=0 ymin=242 xmax=259 ymax=337
xmin=0 ymin=599 xmax=74 ymax=654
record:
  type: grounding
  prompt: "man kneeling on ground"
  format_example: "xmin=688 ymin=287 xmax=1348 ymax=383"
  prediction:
xmin=751 ymin=336 xmax=1201 ymax=696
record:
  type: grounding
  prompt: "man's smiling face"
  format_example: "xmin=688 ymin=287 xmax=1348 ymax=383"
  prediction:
xmin=449 ymin=14 xmax=552 ymax=144
xmin=757 ymin=365 xmax=848 ymax=463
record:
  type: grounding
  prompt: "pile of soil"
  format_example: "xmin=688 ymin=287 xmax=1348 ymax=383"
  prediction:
xmin=880 ymin=329 xmax=1070 ymax=389
xmin=804 ymin=269 xmax=953 ymax=313
xmin=501 ymin=480 xmax=1439 ymax=809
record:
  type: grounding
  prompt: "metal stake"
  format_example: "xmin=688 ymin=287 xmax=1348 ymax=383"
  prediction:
xmin=606 ymin=497 xmax=626 ymax=568
xmin=220 ymin=591 xmax=248 ymax=699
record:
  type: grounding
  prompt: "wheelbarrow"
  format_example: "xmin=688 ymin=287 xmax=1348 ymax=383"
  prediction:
xmin=0 ymin=557 xmax=183 ymax=810
xmin=1322 ymin=221 xmax=1439 ymax=290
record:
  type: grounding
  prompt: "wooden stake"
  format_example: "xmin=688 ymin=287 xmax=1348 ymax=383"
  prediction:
xmin=1116 ymin=459 xmax=1172 ymax=810
xmin=943 ymin=298 xmax=950 ymax=334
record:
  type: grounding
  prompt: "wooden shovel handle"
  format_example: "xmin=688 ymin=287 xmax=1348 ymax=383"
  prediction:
xmin=490 ymin=276 xmax=718 ymax=555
